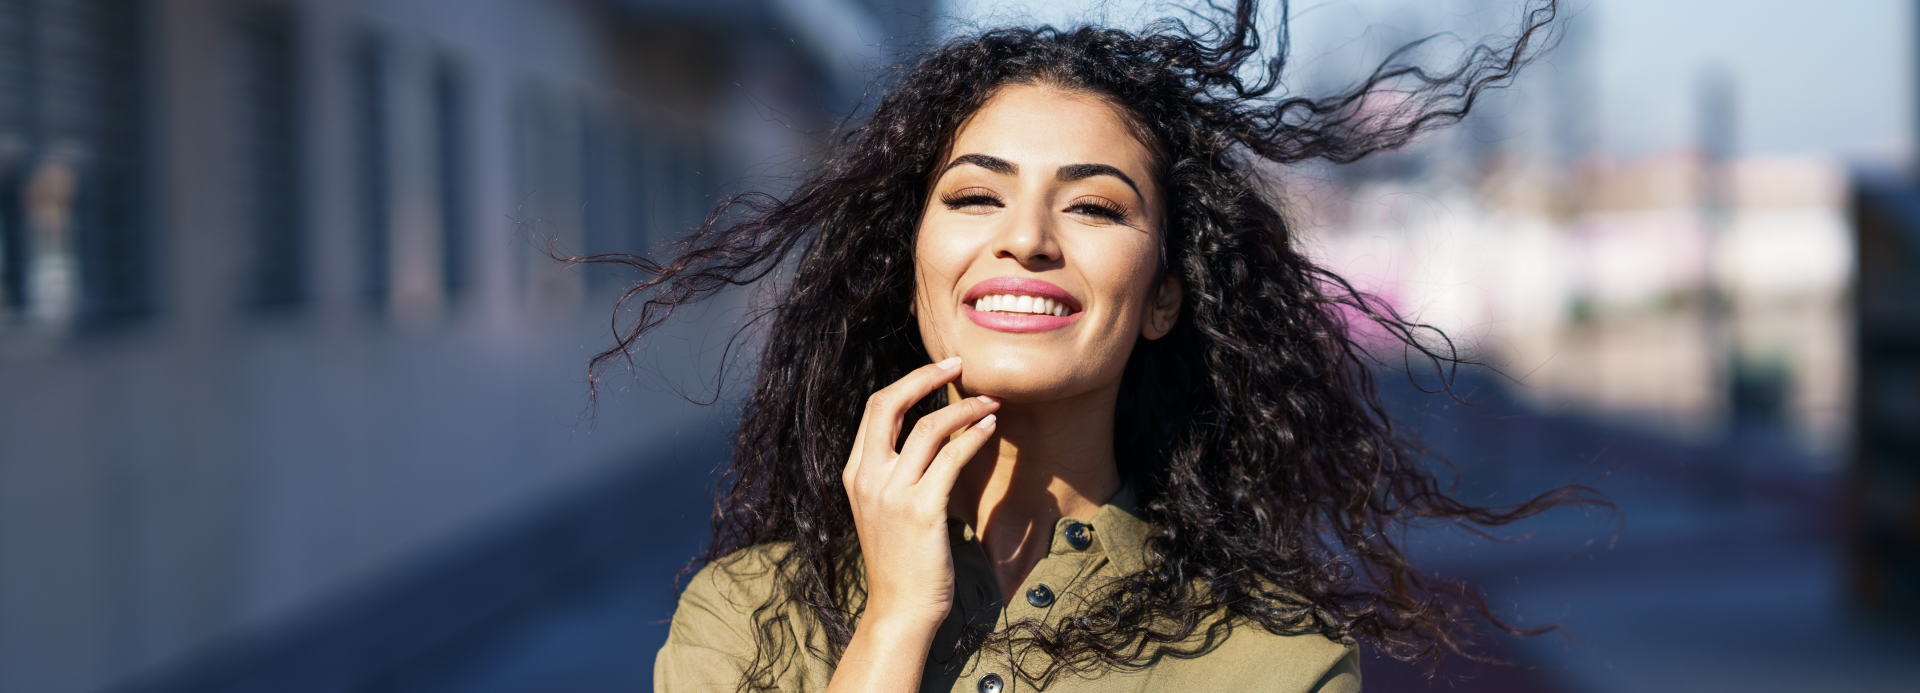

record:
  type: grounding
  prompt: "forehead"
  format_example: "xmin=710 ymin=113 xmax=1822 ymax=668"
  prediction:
xmin=946 ymin=84 xmax=1157 ymax=191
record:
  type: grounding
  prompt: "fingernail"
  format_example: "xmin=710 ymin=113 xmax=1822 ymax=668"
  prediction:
xmin=975 ymin=414 xmax=996 ymax=429
xmin=936 ymin=357 xmax=962 ymax=370
xmin=977 ymin=395 xmax=997 ymax=404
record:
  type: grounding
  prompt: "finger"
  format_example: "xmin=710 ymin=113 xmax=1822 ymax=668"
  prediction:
xmin=891 ymin=395 xmax=999 ymax=487
xmin=858 ymin=357 xmax=965 ymax=465
xmin=917 ymin=413 xmax=997 ymax=495
xmin=844 ymin=412 xmax=870 ymax=489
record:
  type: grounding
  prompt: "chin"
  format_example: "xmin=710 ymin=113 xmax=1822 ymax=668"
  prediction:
xmin=959 ymin=372 xmax=1084 ymax=403
xmin=953 ymin=348 xmax=1106 ymax=403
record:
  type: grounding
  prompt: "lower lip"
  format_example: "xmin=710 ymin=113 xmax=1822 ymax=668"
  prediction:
xmin=964 ymin=305 xmax=1081 ymax=333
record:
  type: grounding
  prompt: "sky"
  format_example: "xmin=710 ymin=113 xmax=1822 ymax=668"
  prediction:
xmin=938 ymin=0 xmax=1912 ymax=163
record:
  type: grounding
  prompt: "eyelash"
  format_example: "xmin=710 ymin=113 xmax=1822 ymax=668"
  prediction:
xmin=937 ymin=190 xmax=1131 ymax=222
xmin=940 ymin=190 xmax=1003 ymax=209
xmin=1069 ymin=197 xmax=1129 ymax=221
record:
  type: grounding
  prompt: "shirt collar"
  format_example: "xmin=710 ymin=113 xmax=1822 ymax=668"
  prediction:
xmin=949 ymin=485 xmax=1151 ymax=575
xmin=1085 ymin=484 xmax=1149 ymax=574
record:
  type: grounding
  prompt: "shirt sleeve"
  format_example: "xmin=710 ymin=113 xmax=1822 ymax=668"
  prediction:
xmin=1308 ymin=646 xmax=1362 ymax=693
xmin=654 ymin=561 xmax=761 ymax=692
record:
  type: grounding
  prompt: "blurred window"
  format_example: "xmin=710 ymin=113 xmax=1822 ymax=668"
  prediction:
xmin=580 ymin=99 xmax=658 ymax=290
xmin=511 ymin=82 xmax=579 ymax=306
xmin=354 ymin=32 xmax=388 ymax=312
xmin=232 ymin=1 xmax=306 ymax=314
xmin=0 ymin=0 xmax=152 ymax=331
xmin=579 ymin=103 xmax=620 ymax=289
xmin=434 ymin=54 xmax=467 ymax=307
xmin=357 ymin=31 xmax=467 ymax=321
xmin=661 ymin=137 xmax=710 ymax=247
xmin=513 ymin=83 xmax=713 ymax=304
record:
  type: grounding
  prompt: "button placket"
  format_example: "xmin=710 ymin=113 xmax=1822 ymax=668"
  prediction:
xmin=1027 ymin=529 xmax=1101 ymax=633
xmin=1063 ymin=521 xmax=1093 ymax=550
xmin=1024 ymin=583 xmax=1055 ymax=608
xmin=977 ymin=672 xmax=1004 ymax=693
xmin=1013 ymin=530 xmax=1094 ymax=633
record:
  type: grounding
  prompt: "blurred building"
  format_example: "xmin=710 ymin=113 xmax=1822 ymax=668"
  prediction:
xmin=1290 ymin=152 xmax=1852 ymax=449
xmin=1849 ymin=178 xmax=1920 ymax=621
xmin=1282 ymin=36 xmax=1853 ymax=456
xmin=0 ymin=1 xmax=931 ymax=692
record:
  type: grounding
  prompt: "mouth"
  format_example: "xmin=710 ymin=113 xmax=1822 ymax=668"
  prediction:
xmin=961 ymin=277 xmax=1083 ymax=333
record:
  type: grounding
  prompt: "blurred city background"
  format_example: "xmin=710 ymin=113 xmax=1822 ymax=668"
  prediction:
xmin=0 ymin=0 xmax=1915 ymax=691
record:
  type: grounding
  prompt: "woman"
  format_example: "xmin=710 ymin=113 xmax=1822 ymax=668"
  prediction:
xmin=597 ymin=1 xmax=1589 ymax=690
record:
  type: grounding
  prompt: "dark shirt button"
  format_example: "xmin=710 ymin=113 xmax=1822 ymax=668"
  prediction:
xmin=978 ymin=672 xmax=1004 ymax=693
xmin=1026 ymin=584 xmax=1055 ymax=608
xmin=1064 ymin=522 xmax=1092 ymax=550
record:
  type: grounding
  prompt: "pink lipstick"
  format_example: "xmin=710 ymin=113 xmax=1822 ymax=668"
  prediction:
xmin=962 ymin=277 xmax=1083 ymax=333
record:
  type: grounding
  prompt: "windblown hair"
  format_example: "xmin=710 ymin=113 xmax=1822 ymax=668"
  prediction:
xmin=584 ymin=0 xmax=1597 ymax=687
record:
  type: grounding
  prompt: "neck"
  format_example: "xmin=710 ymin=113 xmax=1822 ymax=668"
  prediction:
xmin=949 ymin=383 xmax=1123 ymax=598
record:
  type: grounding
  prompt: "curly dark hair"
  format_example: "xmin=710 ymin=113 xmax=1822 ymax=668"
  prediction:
xmin=580 ymin=0 xmax=1599 ymax=687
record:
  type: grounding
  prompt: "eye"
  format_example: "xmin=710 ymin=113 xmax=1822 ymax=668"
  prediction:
xmin=1066 ymin=196 xmax=1129 ymax=222
xmin=940 ymin=187 xmax=1004 ymax=212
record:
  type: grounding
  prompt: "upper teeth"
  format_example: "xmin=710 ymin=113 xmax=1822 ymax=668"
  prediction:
xmin=975 ymin=294 xmax=1070 ymax=317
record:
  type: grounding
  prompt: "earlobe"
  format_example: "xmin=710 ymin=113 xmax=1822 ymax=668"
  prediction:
xmin=1140 ymin=274 xmax=1183 ymax=341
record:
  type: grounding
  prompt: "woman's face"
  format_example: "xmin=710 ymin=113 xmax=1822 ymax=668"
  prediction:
xmin=914 ymin=83 xmax=1180 ymax=402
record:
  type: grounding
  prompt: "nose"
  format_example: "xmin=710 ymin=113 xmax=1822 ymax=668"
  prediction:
xmin=990 ymin=200 xmax=1062 ymax=267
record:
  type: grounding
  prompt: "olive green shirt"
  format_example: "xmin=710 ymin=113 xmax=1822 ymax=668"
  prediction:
xmin=655 ymin=488 xmax=1361 ymax=692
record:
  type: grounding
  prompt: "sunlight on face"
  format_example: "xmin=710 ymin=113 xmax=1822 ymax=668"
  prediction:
xmin=913 ymin=83 xmax=1173 ymax=403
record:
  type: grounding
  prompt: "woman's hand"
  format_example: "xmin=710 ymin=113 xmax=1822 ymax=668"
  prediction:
xmin=846 ymin=356 xmax=1000 ymax=627
xmin=827 ymin=357 xmax=999 ymax=692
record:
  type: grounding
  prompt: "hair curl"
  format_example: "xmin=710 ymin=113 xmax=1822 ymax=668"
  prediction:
xmin=578 ymin=0 xmax=1601 ymax=687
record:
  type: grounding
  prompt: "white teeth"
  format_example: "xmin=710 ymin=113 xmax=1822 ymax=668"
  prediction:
xmin=973 ymin=294 xmax=1073 ymax=316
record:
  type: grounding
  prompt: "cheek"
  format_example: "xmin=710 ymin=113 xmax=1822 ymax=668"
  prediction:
xmin=911 ymin=222 xmax=973 ymax=344
xmin=1080 ymin=236 xmax=1162 ymax=320
xmin=918 ymin=220 xmax=974 ymax=263
xmin=913 ymin=220 xmax=981 ymax=296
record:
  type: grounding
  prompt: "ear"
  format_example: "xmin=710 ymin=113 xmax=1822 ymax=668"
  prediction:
xmin=1140 ymin=272 xmax=1183 ymax=341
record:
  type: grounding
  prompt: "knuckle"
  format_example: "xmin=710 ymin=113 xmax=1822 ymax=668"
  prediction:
xmin=916 ymin=494 xmax=946 ymax=515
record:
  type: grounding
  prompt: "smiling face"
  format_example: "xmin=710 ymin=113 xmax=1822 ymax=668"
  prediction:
xmin=914 ymin=83 xmax=1180 ymax=402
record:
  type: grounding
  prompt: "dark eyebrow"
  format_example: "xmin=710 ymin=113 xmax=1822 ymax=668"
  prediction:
xmin=1057 ymin=163 xmax=1142 ymax=201
xmin=941 ymin=153 xmax=1016 ymax=176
